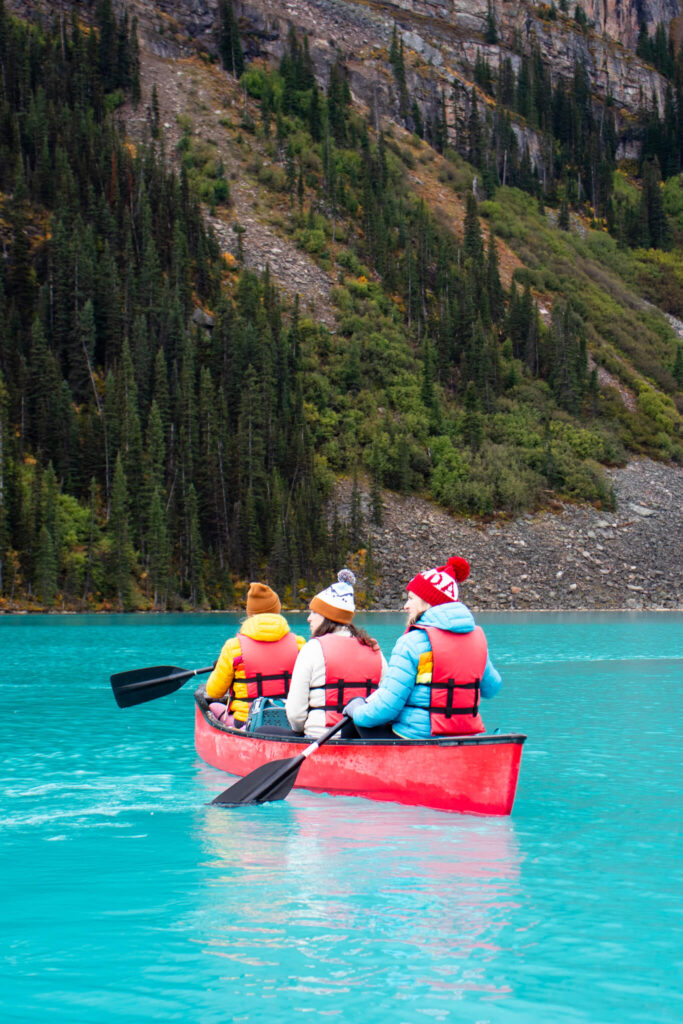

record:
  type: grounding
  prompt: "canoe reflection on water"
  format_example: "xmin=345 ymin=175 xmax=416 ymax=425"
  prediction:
xmin=195 ymin=779 xmax=521 ymax=1003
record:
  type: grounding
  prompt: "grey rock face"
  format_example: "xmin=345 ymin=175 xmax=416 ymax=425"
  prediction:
xmin=146 ymin=0 xmax=673 ymax=165
xmin=333 ymin=458 xmax=683 ymax=611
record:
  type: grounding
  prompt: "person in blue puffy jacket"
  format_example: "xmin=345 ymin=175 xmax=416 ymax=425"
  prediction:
xmin=345 ymin=556 xmax=501 ymax=739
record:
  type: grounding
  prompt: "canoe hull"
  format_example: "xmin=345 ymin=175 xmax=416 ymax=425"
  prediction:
xmin=195 ymin=700 xmax=525 ymax=815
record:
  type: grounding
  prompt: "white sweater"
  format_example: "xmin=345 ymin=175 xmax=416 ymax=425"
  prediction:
xmin=285 ymin=629 xmax=388 ymax=738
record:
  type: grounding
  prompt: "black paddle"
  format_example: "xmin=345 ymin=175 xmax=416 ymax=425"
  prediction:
xmin=211 ymin=716 xmax=349 ymax=807
xmin=110 ymin=664 xmax=214 ymax=708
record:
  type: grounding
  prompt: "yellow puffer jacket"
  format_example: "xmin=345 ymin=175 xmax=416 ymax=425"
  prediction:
xmin=206 ymin=614 xmax=306 ymax=722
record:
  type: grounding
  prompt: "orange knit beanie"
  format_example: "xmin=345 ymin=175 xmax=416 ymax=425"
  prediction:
xmin=246 ymin=582 xmax=281 ymax=616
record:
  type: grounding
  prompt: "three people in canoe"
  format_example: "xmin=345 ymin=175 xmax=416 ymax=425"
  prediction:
xmin=205 ymin=555 xmax=501 ymax=739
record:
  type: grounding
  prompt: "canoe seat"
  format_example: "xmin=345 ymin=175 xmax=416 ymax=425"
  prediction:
xmin=246 ymin=696 xmax=289 ymax=733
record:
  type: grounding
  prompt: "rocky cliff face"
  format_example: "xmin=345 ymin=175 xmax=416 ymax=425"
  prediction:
xmin=579 ymin=0 xmax=681 ymax=49
xmin=7 ymin=0 xmax=679 ymax=165
xmin=137 ymin=0 xmax=674 ymax=162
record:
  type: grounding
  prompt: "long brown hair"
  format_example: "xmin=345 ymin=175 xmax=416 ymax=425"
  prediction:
xmin=312 ymin=616 xmax=379 ymax=650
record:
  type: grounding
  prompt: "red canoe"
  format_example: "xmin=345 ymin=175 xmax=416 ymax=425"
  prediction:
xmin=194 ymin=694 xmax=526 ymax=816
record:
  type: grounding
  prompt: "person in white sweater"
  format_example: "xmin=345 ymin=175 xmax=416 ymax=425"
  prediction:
xmin=284 ymin=570 xmax=387 ymax=738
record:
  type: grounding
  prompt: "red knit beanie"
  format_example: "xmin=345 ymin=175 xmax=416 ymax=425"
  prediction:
xmin=406 ymin=557 xmax=470 ymax=606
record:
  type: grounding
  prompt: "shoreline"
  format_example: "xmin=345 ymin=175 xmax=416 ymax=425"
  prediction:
xmin=2 ymin=458 xmax=680 ymax=617
xmin=2 ymin=606 xmax=681 ymax=615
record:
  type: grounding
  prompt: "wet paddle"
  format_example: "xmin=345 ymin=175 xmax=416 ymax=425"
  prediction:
xmin=111 ymin=664 xmax=214 ymax=708
xmin=211 ymin=716 xmax=349 ymax=807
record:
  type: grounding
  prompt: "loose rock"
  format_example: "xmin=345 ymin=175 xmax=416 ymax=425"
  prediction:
xmin=335 ymin=458 xmax=683 ymax=611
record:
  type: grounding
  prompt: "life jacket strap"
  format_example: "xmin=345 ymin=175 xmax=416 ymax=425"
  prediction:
xmin=243 ymin=670 xmax=292 ymax=699
xmin=408 ymin=678 xmax=481 ymax=718
xmin=312 ymin=678 xmax=377 ymax=714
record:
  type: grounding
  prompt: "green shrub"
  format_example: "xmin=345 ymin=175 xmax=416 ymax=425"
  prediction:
xmin=548 ymin=420 xmax=609 ymax=460
xmin=662 ymin=175 xmax=683 ymax=232
xmin=257 ymin=164 xmax=288 ymax=191
xmin=336 ymin=249 xmax=364 ymax=275
xmin=213 ymin=178 xmax=230 ymax=205
xmin=330 ymin=286 xmax=353 ymax=313
xmin=636 ymin=383 xmax=678 ymax=433
xmin=297 ymin=227 xmax=328 ymax=255
xmin=104 ymin=89 xmax=125 ymax=112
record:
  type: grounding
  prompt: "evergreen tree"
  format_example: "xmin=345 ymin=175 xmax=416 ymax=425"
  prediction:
xmin=640 ymin=157 xmax=668 ymax=249
xmin=411 ymin=100 xmax=424 ymax=138
xmin=389 ymin=27 xmax=410 ymax=119
xmin=673 ymin=345 xmax=683 ymax=390
xmin=467 ymin=88 xmax=483 ymax=168
xmin=184 ymin=483 xmax=204 ymax=606
xmin=549 ymin=300 xmax=585 ymax=411
xmin=35 ymin=524 xmax=58 ymax=604
xmin=95 ymin=0 xmax=117 ymax=93
xmin=217 ymin=0 xmax=244 ymax=77
xmin=7 ymin=172 xmax=36 ymax=323
xmin=327 ymin=59 xmax=352 ymax=146
xmin=463 ymin=192 xmax=485 ymax=269
xmin=421 ymin=334 xmax=439 ymax=428
xmin=308 ymin=83 xmax=322 ymax=142
xmin=485 ymin=0 xmax=498 ymax=44
xmin=109 ymin=453 xmax=134 ymax=609
xmin=369 ymin=443 xmax=384 ymax=528
xmin=498 ymin=57 xmax=515 ymax=109
xmin=486 ymin=230 xmax=504 ymax=322
xmin=82 ymin=477 xmax=99 ymax=608
xmin=350 ymin=467 xmax=364 ymax=550
xmin=146 ymin=486 xmax=167 ymax=608
xmin=462 ymin=381 xmax=483 ymax=451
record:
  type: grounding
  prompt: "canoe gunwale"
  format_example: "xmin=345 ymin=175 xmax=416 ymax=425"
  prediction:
xmin=194 ymin=690 xmax=527 ymax=749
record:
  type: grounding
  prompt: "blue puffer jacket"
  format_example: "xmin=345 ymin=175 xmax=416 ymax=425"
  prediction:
xmin=351 ymin=602 xmax=502 ymax=739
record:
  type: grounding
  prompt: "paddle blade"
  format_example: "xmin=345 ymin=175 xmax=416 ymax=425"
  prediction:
xmin=211 ymin=754 xmax=304 ymax=807
xmin=209 ymin=717 xmax=349 ymax=807
xmin=111 ymin=665 xmax=197 ymax=708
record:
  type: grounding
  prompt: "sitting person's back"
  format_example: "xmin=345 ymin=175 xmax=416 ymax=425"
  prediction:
xmin=285 ymin=570 xmax=387 ymax=738
xmin=206 ymin=583 xmax=305 ymax=727
xmin=345 ymin=557 xmax=501 ymax=739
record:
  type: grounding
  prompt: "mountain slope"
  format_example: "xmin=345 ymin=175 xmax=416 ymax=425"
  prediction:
xmin=0 ymin=0 xmax=681 ymax=613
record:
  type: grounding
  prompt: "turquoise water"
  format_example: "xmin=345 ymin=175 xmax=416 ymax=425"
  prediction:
xmin=1 ymin=612 xmax=682 ymax=1023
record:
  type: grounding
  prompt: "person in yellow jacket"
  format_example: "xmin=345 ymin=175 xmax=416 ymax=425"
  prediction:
xmin=206 ymin=582 xmax=306 ymax=727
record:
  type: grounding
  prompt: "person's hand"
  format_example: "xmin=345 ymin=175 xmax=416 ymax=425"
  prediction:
xmin=343 ymin=697 xmax=366 ymax=719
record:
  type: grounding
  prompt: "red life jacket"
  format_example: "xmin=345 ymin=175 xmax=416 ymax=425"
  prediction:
xmin=237 ymin=631 xmax=300 ymax=705
xmin=409 ymin=625 xmax=487 ymax=735
xmin=314 ymin=633 xmax=383 ymax=726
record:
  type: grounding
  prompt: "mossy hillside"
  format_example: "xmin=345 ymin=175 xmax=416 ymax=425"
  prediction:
xmin=233 ymin=62 xmax=681 ymax=514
